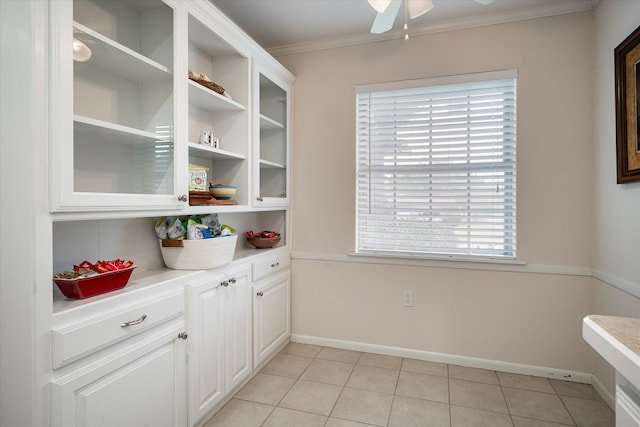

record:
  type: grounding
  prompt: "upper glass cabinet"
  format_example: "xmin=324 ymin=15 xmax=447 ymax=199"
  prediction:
xmin=253 ymin=69 xmax=292 ymax=207
xmin=50 ymin=0 xmax=182 ymax=211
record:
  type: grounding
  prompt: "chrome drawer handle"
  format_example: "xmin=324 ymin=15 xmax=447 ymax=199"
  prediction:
xmin=229 ymin=277 xmax=236 ymax=284
xmin=221 ymin=280 xmax=229 ymax=287
xmin=120 ymin=314 xmax=147 ymax=328
xmin=256 ymin=291 xmax=264 ymax=297
xmin=271 ymin=262 xmax=280 ymax=268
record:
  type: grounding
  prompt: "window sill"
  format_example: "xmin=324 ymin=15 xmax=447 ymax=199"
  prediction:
xmin=349 ymin=251 xmax=525 ymax=266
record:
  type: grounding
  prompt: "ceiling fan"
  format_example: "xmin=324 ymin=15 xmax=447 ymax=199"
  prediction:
xmin=368 ymin=0 xmax=495 ymax=35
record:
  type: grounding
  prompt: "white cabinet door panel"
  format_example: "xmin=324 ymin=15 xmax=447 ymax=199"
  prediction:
xmin=77 ymin=345 xmax=176 ymax=426
xmin=224 ymin=264 xmax=252 ymax=392
xmin=253 ymin=270 xmax=290 ymax=368
xmin=186 ymin=272 xmax=225 ymax=426
xmin=50 ymin=321 xmax=185 ymax=427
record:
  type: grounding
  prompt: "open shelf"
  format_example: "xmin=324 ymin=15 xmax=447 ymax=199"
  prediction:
xmin=188 ymin=142 xmax=246 ymax=161
xmin=188 ymin=79 xmax=246 ymax=112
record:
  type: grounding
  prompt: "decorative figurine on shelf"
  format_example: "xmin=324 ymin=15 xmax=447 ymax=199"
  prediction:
xmin=188 ymin=69 xmax=232 ymax=100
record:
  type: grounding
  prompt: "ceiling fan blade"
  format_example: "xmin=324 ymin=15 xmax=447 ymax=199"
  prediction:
xmin=368 ymin=0 xmax=392 ymax=13
xmin=370 ymin=0 xmax=402 ymax=34
xmin=474 ymin=0 xmax=495 ymax=4
xmin=408 ymin=0 xmax=433 ymax=19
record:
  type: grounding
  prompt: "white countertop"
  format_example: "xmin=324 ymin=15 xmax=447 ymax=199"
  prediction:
xmin=583 ymin=315 xmax=640 ymax=390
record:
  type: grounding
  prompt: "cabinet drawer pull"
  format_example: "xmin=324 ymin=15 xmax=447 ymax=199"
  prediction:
xmin=120 ymin=314 xmax=147 ymax=328
xmin=256 ymin=291 xmax=264 ymax=297
xmin=178 ymin=194 xmax=188 ymax=202
xmin=221 ymin=280 xmax=229 ymax=287
xmin=229 ymin=277 xmax=236 ymax=284
xmin=178 ymin=332 xmax=188 ymax=340
xmin=271 ymin=262 xmax=280 ymax=268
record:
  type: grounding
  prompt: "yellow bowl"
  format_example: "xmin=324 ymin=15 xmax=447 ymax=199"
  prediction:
xmin=209 ymin=185 xmax=236 ymax=200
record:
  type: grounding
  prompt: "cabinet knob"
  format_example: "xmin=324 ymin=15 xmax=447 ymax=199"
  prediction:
xmin=178 ymin=332 xmax=188 ymax=340
xmin=271 ymin=262 xmax=280 ymax=268
xmin=221 ymin=280 xmax=229 ymax=287
xmin=256 ymin=196 xmax=263 ymax=202
xmin=178 ymin=194 xmax=188 ymax=202
xmin=229 ymin=277 xmax=236 ymax=284
xmin=256 ymin=291 xmax=264 ymax=297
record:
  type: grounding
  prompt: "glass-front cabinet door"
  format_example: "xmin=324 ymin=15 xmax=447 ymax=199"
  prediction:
xmin=50 ymin=0 xmax=184 ymax=211
xmin=253 ymin=66 xmax=293 ymax=207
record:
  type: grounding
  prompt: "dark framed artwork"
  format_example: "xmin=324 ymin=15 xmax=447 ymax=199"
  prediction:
xmin=615 ymin=25 xmax=640 ymax=184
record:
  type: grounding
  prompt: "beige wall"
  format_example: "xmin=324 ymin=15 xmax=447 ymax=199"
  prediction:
xmin=278 ymin=12 xmax=596 ymax=374
xmin=591 ymin=0 xmax=640 ymax=396
xmin=292 ymin=260 xmax=593 ymax=371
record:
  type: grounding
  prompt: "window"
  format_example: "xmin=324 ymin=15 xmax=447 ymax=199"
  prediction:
xmin=356 ymin=70 xmax=517 ymax=260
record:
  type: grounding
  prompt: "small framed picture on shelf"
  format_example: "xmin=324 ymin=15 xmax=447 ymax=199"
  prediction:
xmin=198 ymin=130 xmax=211 ymax=146
xmin=615 ymin=25 xmax=640 ymax=184
xmin=198 ymin=130 xmax=220 ymax=149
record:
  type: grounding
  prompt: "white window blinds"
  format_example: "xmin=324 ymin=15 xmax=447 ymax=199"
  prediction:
xmin=356 ymin=71 xmax=517 ymax=259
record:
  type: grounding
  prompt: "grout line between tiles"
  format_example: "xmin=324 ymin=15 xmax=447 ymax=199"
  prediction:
xmin=496 ymin=375 xmax=515 ymax=427
xmin=447 ymin=373 xmax=453 ymax=427
xmin=557 ymin=394 xmax=580 ymax=427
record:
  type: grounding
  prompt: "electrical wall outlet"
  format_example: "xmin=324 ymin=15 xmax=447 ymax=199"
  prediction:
xmin=403 ymin=290 xmax=414 ymax=307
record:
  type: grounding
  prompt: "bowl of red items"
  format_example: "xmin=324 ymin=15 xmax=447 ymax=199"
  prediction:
xmin=53 ymin=259 xmax=136 ymax=299
xmin=246 ymin=231 xmax=281 ymax=249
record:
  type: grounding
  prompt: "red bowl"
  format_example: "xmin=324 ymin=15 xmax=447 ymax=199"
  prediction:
xmin=247 ymin=236 xmax=281 ymax=249
xmin=54 ymin=266 xmax=137 ymax=299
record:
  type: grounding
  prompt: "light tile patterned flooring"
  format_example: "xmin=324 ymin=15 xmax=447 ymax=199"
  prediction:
xmin=204 ymin=343 xmax=614 ymax=427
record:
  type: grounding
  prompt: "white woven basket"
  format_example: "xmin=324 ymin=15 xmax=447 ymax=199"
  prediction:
xmin=159 ymin=235 xmax=237 ymax=270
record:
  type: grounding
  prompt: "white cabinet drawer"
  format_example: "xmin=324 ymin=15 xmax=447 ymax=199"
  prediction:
xmin=52 ymin=291 xmax=183 ymax=369
xmin=252 ymin=255 xmax=290 ymax=282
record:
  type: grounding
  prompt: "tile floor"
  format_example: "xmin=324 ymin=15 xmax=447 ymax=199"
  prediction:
xmin=204 ymin=343 xmax=614 ymax=427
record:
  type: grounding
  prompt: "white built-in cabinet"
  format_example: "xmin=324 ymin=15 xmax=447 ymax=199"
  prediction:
xmin=49 ymin=0 xmax=293 ymax=214
xmin=185 ymin=264 xmax=251 ymax=426
xmin=46 ymin=0 xmax=294 ymax=426
xmin=50 ymin=274 xmax=190 ymax=427
xmin=49 ymin=254 xmax=289 ymax=427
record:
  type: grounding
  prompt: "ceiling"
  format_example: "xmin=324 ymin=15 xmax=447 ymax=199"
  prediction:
xmin=209 ymin=0 xmax=599 ymax=55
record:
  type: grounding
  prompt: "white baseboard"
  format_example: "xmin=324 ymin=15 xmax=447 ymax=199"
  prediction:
xmin=291 ymin=334 xmax=593 ymax=384
xmin=590 ymin=373 xmax=616 ymax=410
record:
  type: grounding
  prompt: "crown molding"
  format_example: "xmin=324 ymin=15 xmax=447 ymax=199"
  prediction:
xmin=267 ymin=0 xmax=597 ymax=57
